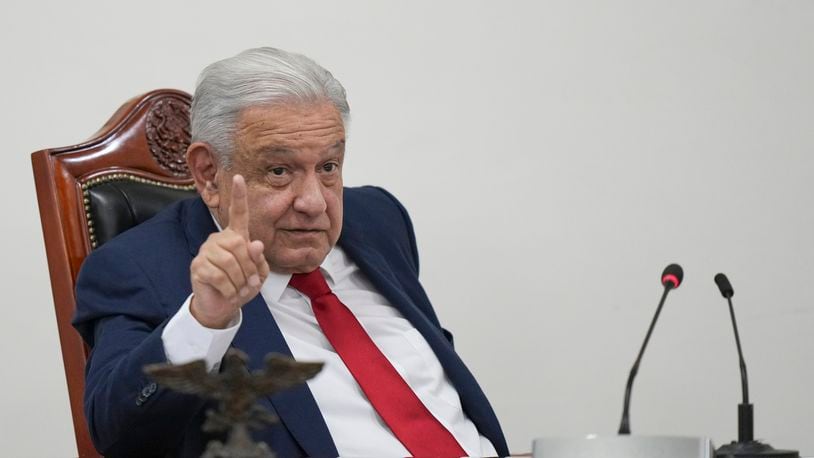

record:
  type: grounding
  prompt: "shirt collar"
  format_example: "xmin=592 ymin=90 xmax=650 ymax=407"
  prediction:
xmin=210 ymin=211 xmax=339 ymax=303
xmin=264 ymin=250 xmax=339 ymax=302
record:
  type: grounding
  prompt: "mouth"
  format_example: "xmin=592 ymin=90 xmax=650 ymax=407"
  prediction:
xmin=281 ymin=228 xmax=327 ymax=238
xmin=283 ymin=228 xmax=326 ymax=233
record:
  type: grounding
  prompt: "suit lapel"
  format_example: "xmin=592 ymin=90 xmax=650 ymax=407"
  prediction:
xmin=340 ymin=236 xmax=443 ymax=338
xmin=338 ymin=216 xmax=448 ymax=347
xmin=339 ymin=223 xmax=510 ymax=455
xmin=231 ymin=296 xmax=338 ymax=457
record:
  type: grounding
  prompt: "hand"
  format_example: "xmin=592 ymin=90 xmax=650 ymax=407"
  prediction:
xmin=189 ymin=175 xmax=270 ymax=328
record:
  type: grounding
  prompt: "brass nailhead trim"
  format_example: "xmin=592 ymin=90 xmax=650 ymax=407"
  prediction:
xmin=81 ymin=173 xmax=195 ymax=248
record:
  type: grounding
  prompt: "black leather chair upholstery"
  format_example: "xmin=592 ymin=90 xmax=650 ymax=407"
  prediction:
xmin=84 ymin=174 xmax=197 ymax=248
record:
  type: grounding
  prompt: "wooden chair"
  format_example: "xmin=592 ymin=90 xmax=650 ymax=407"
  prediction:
xmin=31 ymin=89 xmax=198 ymax=457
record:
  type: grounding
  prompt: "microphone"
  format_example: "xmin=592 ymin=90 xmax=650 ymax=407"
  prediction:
xmin=618 ymin=263 xmax=683 ymax=435
xmin=713 ymin=273 xmax=799 ymax=458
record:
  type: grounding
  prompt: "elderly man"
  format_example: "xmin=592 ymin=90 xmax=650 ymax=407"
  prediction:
xmin=74 ymin=47 xmax=508 ymax=457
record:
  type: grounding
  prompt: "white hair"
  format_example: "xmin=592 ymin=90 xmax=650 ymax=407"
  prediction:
xmin=190 ymin=47 xmax=350 ymax=167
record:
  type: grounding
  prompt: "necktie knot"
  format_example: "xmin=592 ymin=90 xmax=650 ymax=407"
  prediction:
xmin=289 ymin=269 xmax=332 ymax=300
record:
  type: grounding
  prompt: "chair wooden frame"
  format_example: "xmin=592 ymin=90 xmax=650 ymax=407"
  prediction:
xmin=31 ymin=89 xmax=195 ymax=457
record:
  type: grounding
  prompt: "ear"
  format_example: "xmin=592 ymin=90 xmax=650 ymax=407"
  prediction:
xmin=186 ymin=142 xmax=222 ymax=209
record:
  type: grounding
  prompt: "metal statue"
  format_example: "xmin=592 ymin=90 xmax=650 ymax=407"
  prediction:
xmin=144 ymin=349 xmax=323 ymax=458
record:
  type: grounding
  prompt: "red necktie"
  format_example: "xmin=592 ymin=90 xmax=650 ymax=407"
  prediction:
xmin=289 ymin=269 xmax=467 ymax=458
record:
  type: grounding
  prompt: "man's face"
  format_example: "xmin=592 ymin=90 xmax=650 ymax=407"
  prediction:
xmin=215 ymin=101 xmax=345 ymax=273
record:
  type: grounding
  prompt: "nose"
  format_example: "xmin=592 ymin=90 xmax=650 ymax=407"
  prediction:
xmin=292 ymin=173 xmax=327 ymax=216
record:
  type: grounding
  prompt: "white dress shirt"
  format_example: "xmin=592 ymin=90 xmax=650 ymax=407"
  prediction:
xmin=162 ymin=247 xmax=496 ymax=457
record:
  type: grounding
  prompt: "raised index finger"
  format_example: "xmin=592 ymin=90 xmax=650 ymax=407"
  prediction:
xmin=228 ymin=174 xmax=250 ymax=239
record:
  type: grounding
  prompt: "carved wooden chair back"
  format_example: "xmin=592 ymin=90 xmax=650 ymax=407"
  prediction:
xmin=31 ymin=89 xmax=198 ymax=457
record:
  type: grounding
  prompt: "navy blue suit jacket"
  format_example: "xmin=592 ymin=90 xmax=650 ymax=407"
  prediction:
xmin=74 ymin=186 xmax=508 ymax=457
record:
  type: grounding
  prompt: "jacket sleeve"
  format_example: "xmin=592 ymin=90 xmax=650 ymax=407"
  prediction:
xmin=74 ymin=244 xmax=207 ymax=456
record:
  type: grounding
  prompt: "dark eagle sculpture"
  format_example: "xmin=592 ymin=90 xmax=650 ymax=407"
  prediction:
xmin=144 ymin=349 xmax=323 ymax=458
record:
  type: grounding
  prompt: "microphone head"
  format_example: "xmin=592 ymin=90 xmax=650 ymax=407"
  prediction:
xmin=714 ymin=273 xmax=734 ymax=298
xmin=661 ymin=264 xmax=684 ymax=289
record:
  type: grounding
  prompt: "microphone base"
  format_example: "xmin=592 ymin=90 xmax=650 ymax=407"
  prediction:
xmin=715 ymin=441 xmax=799 ymax=458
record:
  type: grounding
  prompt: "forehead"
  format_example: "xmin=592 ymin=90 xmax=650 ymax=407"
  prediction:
xmin=234 ymin=101 xmax=345 ymax=154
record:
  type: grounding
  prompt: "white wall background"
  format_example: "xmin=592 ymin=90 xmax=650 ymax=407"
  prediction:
xmin=1 ymin=1 xmax=812 ymax=456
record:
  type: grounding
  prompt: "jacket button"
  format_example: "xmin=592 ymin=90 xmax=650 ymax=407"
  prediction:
xmin=142 ymin=382 xmax=157 ymax=397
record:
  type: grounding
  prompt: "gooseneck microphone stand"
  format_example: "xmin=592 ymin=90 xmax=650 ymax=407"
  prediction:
xmin=713 ymin=273 xmax=799 ymax=458
xmin=618 ymin=264 xmax=683 ymax=435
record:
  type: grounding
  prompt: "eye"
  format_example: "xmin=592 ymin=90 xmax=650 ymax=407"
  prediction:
xmin=322 ymin=162 xmax=339 ymax=173
xmin=268 ymin=167 xmax=287 ymax=176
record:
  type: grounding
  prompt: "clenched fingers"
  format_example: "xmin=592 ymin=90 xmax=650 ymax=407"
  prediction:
xmin=212 ymin=236 xmax=261 ymax=294
xmin=190 ymin=257 xmax=240 ymax=304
